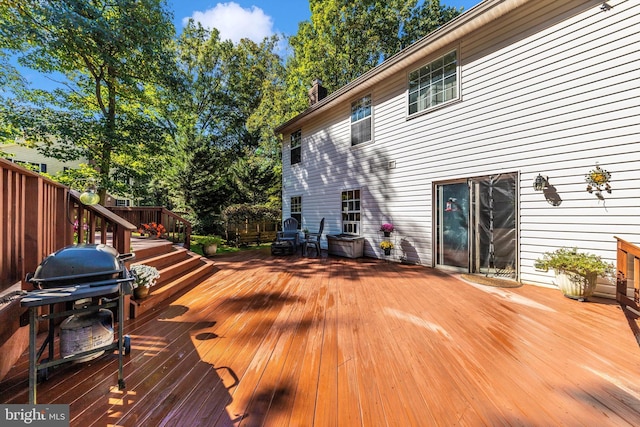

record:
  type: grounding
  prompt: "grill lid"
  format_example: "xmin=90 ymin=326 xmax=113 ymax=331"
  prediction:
xmin=29 ymin=244 xmax=126 ymax=287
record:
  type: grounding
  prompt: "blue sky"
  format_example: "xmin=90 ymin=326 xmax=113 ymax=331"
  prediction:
xmin=170 ymin=1 xmax=483 ymax=43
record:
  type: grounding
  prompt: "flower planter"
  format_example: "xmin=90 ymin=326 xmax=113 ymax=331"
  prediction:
xmin=383 ymin=231 xmax=390 ymax=237
xmin=134 ymin=286 xmax=149 ymax=299
xmin=327 ymin=235 xmax=364 ymax=258
xmin=555 ymin=272 xmax=597 ymax=301
xmin=203 ymin=243 xmax=218 ymax=256
xmin=384 ymin=248 xmax=391 ymax=256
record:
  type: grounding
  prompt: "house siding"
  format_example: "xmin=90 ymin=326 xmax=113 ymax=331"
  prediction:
xmin=281 ymin=0 xmax=640 ymax=297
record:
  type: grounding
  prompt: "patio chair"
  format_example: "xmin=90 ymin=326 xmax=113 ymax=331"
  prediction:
xmin=304 ymin=218 xmax=324 ymax=257
xmin=275 ymin=217 xmax=300 ymax=253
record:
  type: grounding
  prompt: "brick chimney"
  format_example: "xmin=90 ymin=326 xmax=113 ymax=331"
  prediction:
xmin=308 ymin=79 xmax=327 ymax=106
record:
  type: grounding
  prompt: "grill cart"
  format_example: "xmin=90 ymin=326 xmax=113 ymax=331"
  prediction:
xmin=21 ymin=244 xmax=135 ymax=404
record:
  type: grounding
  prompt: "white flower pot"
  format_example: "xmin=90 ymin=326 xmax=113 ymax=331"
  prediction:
xmin=203 ymin=243 xmax=218 ymax=256
xmin=555 ymin=271 xmax=597 ymax=301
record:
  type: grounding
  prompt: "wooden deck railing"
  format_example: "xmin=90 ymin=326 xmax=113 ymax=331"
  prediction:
xmin=615 ymin=236 xmax=640 ymax=311
xmin=0 ymin=158 xmax=137 ymax=294
xmin=107 ymin=206 xmax=191 ymax=249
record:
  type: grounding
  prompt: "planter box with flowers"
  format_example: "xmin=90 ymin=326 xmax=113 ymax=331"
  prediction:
xmin=534 ymin=247 xmax=613 ymax=301
xmin=130 ymin=264 xmax=160 ymax=299
xmin=138 ymin=222 xmax=166 ymax=239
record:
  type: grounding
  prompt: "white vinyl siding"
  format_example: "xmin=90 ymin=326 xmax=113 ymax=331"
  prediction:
xmin=279 ymin=0 xmax=640 ymax=297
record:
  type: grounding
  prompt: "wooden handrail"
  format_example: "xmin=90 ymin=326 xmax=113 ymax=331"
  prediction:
xmin=615 ymin=236 xmax=640 ymax=310
xmin=107 ymin=206 xmax=192 ymax=249
xmin=0 ymin=158 xmax=137 ymax=293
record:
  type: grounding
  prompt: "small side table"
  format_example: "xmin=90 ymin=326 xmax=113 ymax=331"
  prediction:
xmin=271 ymin=240 xmax=295 ymax=255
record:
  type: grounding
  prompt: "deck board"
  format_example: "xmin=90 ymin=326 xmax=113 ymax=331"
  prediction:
xmin=3 ymin=248 xmax=640 ymax=426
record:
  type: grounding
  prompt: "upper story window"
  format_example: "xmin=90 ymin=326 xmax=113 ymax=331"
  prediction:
xmin=408 ymin=50 xmax=458 ymax=116
xmin=341 ymin=189 xmax=361 ymax=235
xmin=290 ymin=196 xmax=302 ymax=229
xmin=12 ymin=160 xmax=47 ymax=173
xmin=351 ymin=95 xmax=372 ymax=146
xmin=290 ymin=129 xmax=301 ymax=165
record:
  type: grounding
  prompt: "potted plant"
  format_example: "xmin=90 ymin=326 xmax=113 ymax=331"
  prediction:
xmin=534 ymin=247 xmax=613 ymax=301
xmin=130 ymin=264 xmax=160 ymax=299
xmin=380 ymin=240 xmax=394 ymax=256
xmin=380 ymin=223 xmax=394 ymax=237
xmin=195 ymin=235 xmax=224 ymax=256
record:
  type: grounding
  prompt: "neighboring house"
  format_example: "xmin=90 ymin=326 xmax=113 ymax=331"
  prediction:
xmin=1 ymin=142 xmax=134 ymax=207
xmin=275 ymin=0 xmax=640 ymax=298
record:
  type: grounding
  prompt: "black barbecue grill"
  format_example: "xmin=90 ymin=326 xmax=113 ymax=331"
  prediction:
xmin=21 ymin=244 xmax=135 ymax=404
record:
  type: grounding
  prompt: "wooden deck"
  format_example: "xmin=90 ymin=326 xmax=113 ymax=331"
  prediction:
xmin=2 ymin=249 xmax=640 ymax=426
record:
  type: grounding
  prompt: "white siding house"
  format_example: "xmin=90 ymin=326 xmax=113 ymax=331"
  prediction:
xmin=1 ymin=142 xmax=134 ymax=207
xmin=275 ymin=0 xmax=640 ymax=297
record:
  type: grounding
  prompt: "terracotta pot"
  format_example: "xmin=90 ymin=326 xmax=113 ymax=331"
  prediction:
xmin=134 ymin=286 xmax=149 ymax=299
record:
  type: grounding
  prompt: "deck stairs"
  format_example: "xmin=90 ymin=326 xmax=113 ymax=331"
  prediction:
xmin=128 ymin=238 xmax=215 ymax=318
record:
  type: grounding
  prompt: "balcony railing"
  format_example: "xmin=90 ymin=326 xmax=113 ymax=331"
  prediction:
xmin=107 ymin=206 xmax=191 ymax=249
xmin=615 ymin=236 xmax=640 ymax=311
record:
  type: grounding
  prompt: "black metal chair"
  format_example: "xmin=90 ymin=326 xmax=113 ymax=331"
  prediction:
xmin=304 ymin=218 xmax=324 ymax=257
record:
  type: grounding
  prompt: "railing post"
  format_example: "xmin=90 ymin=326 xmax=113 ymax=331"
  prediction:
xmin=23 ymin=176 xmax=44 ymax=285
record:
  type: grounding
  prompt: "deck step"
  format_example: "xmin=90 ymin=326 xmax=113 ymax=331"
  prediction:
xmin=129 ymin=246 xmax=215 ymax=318
xmin=131 ymin=246 xmax=189 ymax=271
xmin=130 ymin=239 xmax=174 ymax=261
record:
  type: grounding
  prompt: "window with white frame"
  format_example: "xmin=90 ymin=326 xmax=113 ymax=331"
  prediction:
xmin=290 ymin=196 xmax=302 ymax=229
xmin=290 ymin=129 xmax=301 ymax=165
xmin=12 ymin=160 xmax=47 ymax=173
xmin=351 ymin=95 xmax=372 ymax=146
xmin=408 ymin=50 xmax=458 ymax=116
xmin=341 ymin=189 xmax=361 ymax=235
xmin=115 ymin=199 xmax=131 ymax=207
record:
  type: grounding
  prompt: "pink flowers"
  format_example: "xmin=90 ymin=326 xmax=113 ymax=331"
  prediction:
xmin=380 ymin=223 xmax=394 ymax=233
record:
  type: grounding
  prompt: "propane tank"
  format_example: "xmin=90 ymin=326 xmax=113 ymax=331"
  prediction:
xmin=60 ymin=300 xmax=114 ymax=363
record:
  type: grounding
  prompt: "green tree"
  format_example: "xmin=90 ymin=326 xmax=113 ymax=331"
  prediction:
xmin=0 ymin=0 xmax=176 ymax=202
xmin=168 ymin=22 xmax=286 ymax=231
xmin=400 ymin=0 xmax=462 ymax=49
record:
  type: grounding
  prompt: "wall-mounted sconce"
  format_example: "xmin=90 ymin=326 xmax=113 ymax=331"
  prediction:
xmin=533 ymin=174 xmax=548 ymax=192
xmin=79 ymin=181 xmax=100 ymax=206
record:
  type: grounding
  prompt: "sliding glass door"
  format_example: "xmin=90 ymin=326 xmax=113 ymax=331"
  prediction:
xmin=436 ymin=173 xmax=517 ymax=277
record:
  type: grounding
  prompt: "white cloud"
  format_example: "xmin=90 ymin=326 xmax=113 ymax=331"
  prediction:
xmin=182 ymin=2 xmax=274 ymax=44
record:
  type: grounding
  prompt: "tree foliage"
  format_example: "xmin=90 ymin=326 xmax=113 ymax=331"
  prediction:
xmin=0 ymin=0 xmax=176 ymax=201
xmin=169 ymin=22 xmax=286 ymax=231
